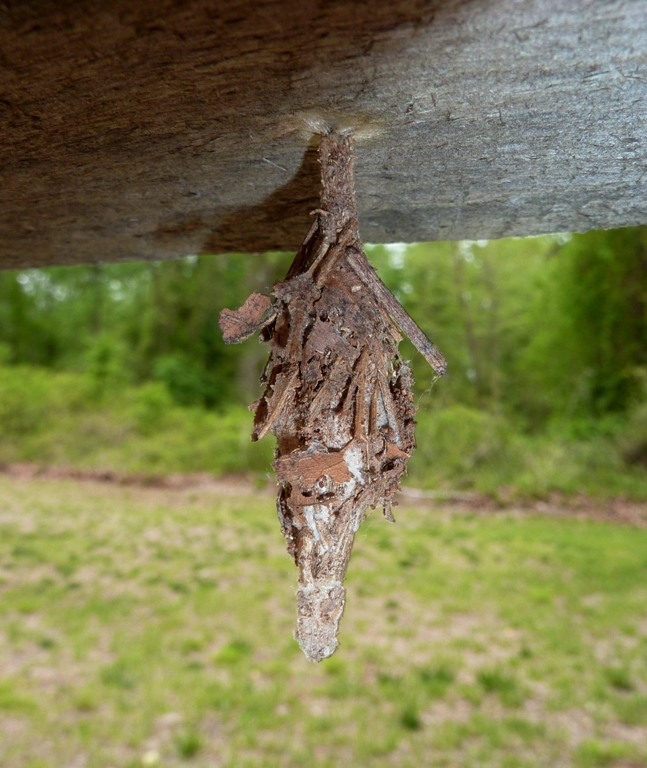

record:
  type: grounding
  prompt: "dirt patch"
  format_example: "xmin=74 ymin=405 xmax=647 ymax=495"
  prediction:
xmin=2 ymin=462 xmax=647 ymax=528
xmin=398 ymin=487 xmax=647 ymax=528
xmin=0 ymin=462 xmax=265 ymax=496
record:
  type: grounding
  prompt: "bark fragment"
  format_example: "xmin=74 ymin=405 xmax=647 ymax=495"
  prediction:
xmin=219 ymin=292 xmax=274 ymax=343
xmin=219 ymin=131 xmax=445 ymax=662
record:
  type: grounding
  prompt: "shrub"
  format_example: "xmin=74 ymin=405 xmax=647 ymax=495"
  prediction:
xmin=132 ymin=381 xmax=174 ymax=435
xmin=618 ymin=402 xmax=647 ymax=466
xmin=153 ymin=353 xmax=209 ymax=407
xmin=409 ymin=405 xmax=518 ymax=488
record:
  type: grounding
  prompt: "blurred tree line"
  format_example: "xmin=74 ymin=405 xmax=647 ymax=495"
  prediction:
xmin=1 ymin=227 xmax=646 ymax=432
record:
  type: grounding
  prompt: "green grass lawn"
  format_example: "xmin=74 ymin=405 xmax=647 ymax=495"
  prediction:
xmin=0 ymin=477 xmax=646 ymax=768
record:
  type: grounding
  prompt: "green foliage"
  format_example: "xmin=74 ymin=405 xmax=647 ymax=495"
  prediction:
xmin=618 ymin=401 xmax=647 ymax=466
xmin=418 ymin=666 xmax=455 ymax=697
xmin=0 ymin=679 xmax=38 ymax=713
xmin=0 ymin=341 xmax=11 ymax=364
xmin=101 ymin=660 xmax=137 ymax=690
xmin=477 ymin=669 xmax=526 ymax=708
xmin=0 ymin=365 xmax=274 ymax=477
xmin=612 ymin=694 xmax=647 ymax=726
xmin=1 ymin=359 xmax=647 ymax=498
xmin=603 ymin=665 xmax=634 ymax=692
xmin=1 ymin=228 xmax=647 ymax=495
xmin=0 ymin=364 xmax=91 ymax=436
xmin=215 ymin=640 xmax=253 ymax=665
xmin=174 ymin=731 xmax=202 ymax=759
xmin=132 ymin=382 xmax=175 ymax=435
xmin=515 ymin=229 xmax=647 ymax=420
xmin=0 ymin=254 xmax=291 ymax=408
xmin=86 ymin=333 xmax=131 ymax=394
xmin=2 ymin=229 xmax=646 ymax=422
xmin=153 ymin=353 xmax=210 ymax=407
xmin=400 ymin=705 xmax=422 ymax=730
xmin=410 ymin=406 xmax=517 ymax=487
xmin=370 ymin=228 xmax=647 ymax=426
xmin=575 ymin=739 xmax=634 ymax=767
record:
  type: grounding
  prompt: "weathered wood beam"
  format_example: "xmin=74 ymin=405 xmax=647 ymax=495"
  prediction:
xmin=1 ymin=0 xmax=646 ymax=269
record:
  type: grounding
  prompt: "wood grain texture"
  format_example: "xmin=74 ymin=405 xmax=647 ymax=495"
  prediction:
xmin=1 ymin=0 xmax=646 ymax=269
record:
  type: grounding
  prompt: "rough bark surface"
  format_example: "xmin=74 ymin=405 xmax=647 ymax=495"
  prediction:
xmin=219 ymin=132 xmax=445 ymax=661
xmin=1 ymin=0 xmax=646 ymax=269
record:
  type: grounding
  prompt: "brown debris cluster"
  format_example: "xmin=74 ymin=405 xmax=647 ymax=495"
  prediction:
xmin=219 ymin=131 xmax=445 ymax=662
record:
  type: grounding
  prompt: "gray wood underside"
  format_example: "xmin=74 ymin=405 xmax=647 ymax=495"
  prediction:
xmin=1 ymin=0 xmax=646 ymax=269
